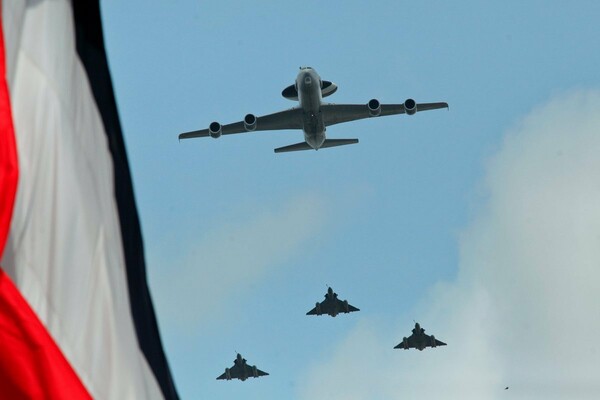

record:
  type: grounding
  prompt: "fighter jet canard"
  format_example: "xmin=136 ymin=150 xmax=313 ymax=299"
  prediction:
xmin=394 ymin=322 xmax=447 ymax=351
xmin=306 ymin=287 xmax=360 ymax=317
xmin=179 ymin=67 xmax=448 ymax=153
xmin=216 ymin=353 xmax=269 ymax=381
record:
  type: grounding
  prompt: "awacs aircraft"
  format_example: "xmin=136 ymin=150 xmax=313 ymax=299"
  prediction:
xmin=306 ymin=287 xmax=359 ymax=317
xmin=179 ymin=67 xmax=448 ymax=153
xmin=216 ymin=353 xmax=269 ymax=381
xmin=394 ymin=322 xmax=447 ymax=351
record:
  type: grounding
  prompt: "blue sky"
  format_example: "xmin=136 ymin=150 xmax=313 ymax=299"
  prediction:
xmin=102 ymin=1 xmax=600 ymax=399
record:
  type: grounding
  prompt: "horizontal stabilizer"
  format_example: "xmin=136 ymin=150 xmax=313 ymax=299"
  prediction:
xmin=274 ymin=139 xmax=359 ymax=153
xmin=320 ymin=138 xmax=358 ymax=148
xmin=274 ymin=142 xmax=313 ymax=153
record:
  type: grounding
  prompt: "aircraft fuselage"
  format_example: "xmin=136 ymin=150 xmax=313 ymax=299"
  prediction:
xmin=296 ymin=68 xmax=326 ymax=149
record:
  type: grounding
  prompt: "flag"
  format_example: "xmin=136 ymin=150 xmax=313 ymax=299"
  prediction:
xmin=0 ymin=1 xmax=179 ymax=398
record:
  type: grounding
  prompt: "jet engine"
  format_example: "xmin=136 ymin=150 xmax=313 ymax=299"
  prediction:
xmin=209 ymin=121 xmax=222 ymax=138
xmin=315 ymin=302 xmax=321 ymax=315
xmin=225 ymin=368 xmax=231 ymax=380
xmin=343 ymin=300 xmax=349 ymax=313
xmin=368 ymin=98 xmax=381 ymax=117
xmin=244 ymin=113 xmax=257 ymax=131
xmin=252 ymin=366 xmax=258 ymax=378
xmin=431 ymin=335 xmax=437 ymax=347
xmin=404 ymin=98 xmax=417 ymax=115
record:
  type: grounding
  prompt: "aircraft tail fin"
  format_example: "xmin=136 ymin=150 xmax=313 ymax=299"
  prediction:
xmin=274 ymin=139 xmax=358 ymax=153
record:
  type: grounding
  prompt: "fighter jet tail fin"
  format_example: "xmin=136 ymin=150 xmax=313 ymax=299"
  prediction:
xmin=274 ymin=139 xmax=358 ymax=153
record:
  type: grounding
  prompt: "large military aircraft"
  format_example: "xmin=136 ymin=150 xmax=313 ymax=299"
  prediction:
xmin=394 ymin=322 xmax=447 ymax=351
xmin=216 ymin=353 xmax=269 ymax=381
xmin=179 ymin=67 xmax=448 ymax=153
xmin=306 ymin=287 xmax=359 ymax=317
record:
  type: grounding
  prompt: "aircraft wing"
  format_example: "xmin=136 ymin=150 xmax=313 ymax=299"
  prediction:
xmin=306 ymin=305 xmax=319 ymax=315
xmin=321 ymin=102 xmax=448 ymax=127
xmin=306 ymin=300 xmax=330 ymax=315
xmin=394 ymin=333 xmax=417 ymax=349
xmin=179 ymin=108 xmax=304 ymax=139
xmin=336 ymin=298 xmax=359 ymax=312
xmin=216 ymin=371 xmax=228 ymax=380
xmin=216 ymin=363 xmax=243 ymax=380
xmin=421 ymin=333 xmax=447 ymax=348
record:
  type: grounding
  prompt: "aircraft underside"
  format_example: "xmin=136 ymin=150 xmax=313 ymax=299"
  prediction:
xmin=178 ymin=67 xmax=448 ymax=153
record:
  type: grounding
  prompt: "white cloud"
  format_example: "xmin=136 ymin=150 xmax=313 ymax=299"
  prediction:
xmin=297 ymin=90 xmax=600 ymax=399
xmin=153 ymin=193 xmax=328 ymax=332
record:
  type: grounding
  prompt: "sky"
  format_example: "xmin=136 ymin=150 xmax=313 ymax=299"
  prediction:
xmin=101 ymin=1 xmax=600 ymax=399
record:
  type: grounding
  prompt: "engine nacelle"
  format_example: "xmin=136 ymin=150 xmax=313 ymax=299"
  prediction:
xmin=316 ymin=302 xmax=321 ymax=315
xmin=225 ymin=368 xmax=231 ymax=380
xmin=368 ymin=98 xmax=381 ymax=117
xmin=343 ymin=300 xmax=349 ymax=313
xmin=404 ymin=98 xmax=417 ymax=115
xmin=403 ymin=337 xmax=408 ymax=349
xmin=209 ymin=121 xmax=222 ymax=138
xmin=244 ymin=113 xmax=257 ymax=131
xmin=431 ymin=335 xmax=437 ymax=347
xmin=252 ymin=366 xmax=258 ymax=377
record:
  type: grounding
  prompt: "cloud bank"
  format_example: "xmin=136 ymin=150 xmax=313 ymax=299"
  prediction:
xmin=298 ymin=90 xmax=600 ymax=399
xmin=153 ymin=193 xmax=328 ymax=332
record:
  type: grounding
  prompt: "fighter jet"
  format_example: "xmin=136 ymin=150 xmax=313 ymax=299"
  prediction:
xmin=216 ymin=353 xmax=269 ymax=381
xmin=306 ymin=287 xmax=359 ymax=317
xmin=179 ymin=67 xmax=448 ymax=153
xmin=394 ymin=322 xmax=447 ymax=351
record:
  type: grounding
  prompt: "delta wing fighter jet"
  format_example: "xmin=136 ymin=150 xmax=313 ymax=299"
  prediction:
xmin=394 ymin=322 xmax=446 ymax=351
xmin=216 ymin=353 xmax=269 ymax=381
xmin=306 ymin=287 xmax=359 ymax=317
xmin=179 ymin=67 xmax=448 ymax=153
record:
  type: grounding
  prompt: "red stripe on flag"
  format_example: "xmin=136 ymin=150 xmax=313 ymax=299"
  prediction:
xmin=0 ymin=271 xmax=92 ymax=399
xmin=0 ymin=11 xmax=91 ymax=400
